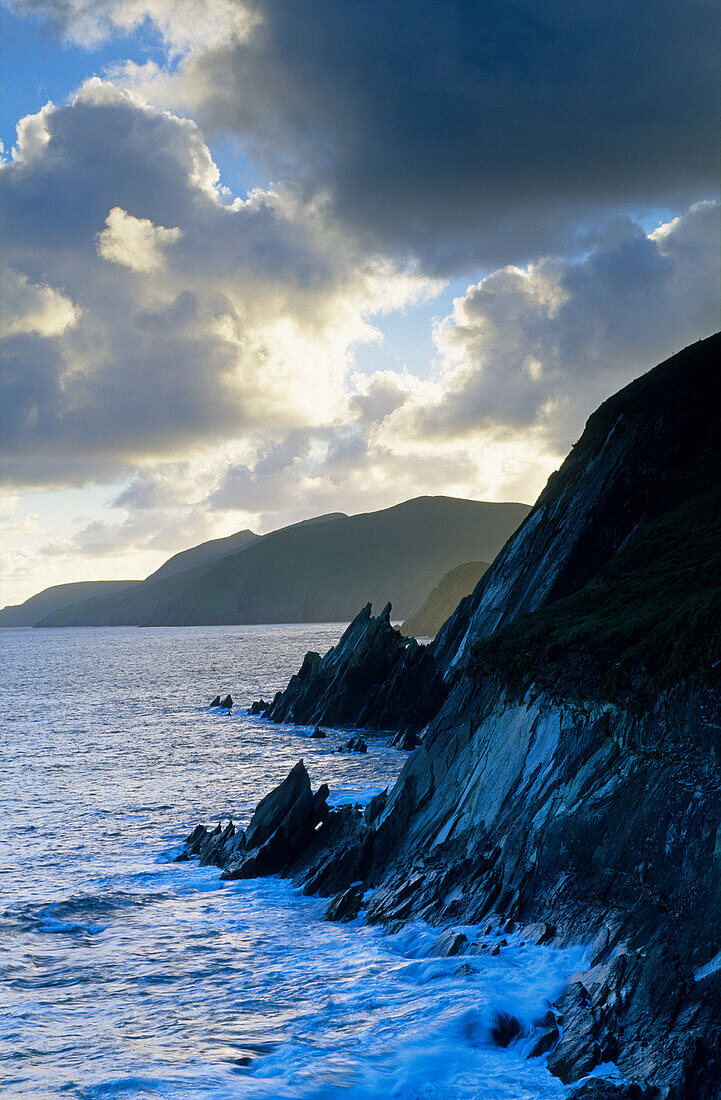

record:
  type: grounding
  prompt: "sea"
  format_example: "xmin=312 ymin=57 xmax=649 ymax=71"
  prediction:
xmin=1 ymin=625 xmax=589 ymax=1100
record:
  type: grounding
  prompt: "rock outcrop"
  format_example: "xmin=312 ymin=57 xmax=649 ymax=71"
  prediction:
xmin=261 ymin=601 xmax=446 ymax=733
xmin=177 ymin=761 xmax=330 ymax=879
xmin=265 ymin=333 xmax=721 ymax=733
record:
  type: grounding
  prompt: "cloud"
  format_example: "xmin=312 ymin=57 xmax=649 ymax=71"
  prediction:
xmin=5 ymin=0 xmax=256 ymax=51
xmin=1 ymin=81 xmax=433 ymax=488
xmin=26 ymin=199 xmax=718 ymax=565
xmin=1 ymin=268 xmax=81 ymax=337
xmin=97 ymin=206 xmax=182 ymax=271
xmin=410 ymin=200 xmax=720 ymax=447
xmin=59 ymin=0 xmax=720 ymax=273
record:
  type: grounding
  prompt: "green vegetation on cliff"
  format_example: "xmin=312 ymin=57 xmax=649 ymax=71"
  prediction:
xmin=471 ymin=452 xmax=721 ymax=696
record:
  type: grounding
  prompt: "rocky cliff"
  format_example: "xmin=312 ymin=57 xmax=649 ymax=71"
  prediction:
xmin=199 ymin=334 xmax=721 ymax=1099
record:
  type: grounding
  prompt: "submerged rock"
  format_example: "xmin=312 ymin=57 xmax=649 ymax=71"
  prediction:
xmin=490 ymin=1010 xmax=524 ymax=1048
xmin=338 ymin=737 xmax=367 ymax=754
xmin=249 ymin=699 xmax=269 ymax=715
xmin=310 ymin=726 xmax=326 ymax=738
xmin=432 ymin=929 xmax=469 ymax=957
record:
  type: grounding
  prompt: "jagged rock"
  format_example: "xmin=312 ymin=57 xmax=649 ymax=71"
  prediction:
xmin=223 ymin=763 xmax=329 ymax=880
xmin=568 ymin=1083 xmax=658 ymax=1100
xmin=393 ymin=729 xmax=420 ymax=750
xmin=528 ymin=1010 xmax=560 ymax=1058
xmin=218 ymin=694 xmax=233 ymax=709
xmin=292 ymin=805 xmax=375 ymax=898
xmin=199 ymin=820 xmax=236 ymax=866
xmin=547 ymin=982 xmax=602 ymax=1082
xmin=245 ymin=761 xmax=313 ymax=849
xmin=249 ymin=699 xmax=269 ymax=715
xmin=264 ymin=602 xmax=447 ymax=732
xmin=175 ymin=819 xmax=242 ymax=868
xmin=310 ymin=726 xmax=326 ymax=738
xmin=184 ymin=823 xmax=206 ymax=847
xmin=210 ymin=695 xmax=221 ymax=707
xmin=324 ymin=882 xmax=364 ymax=922
xmin=523 ymin=920 xmax=556 ymax=945
xmin=363 ymin=789 xmax=388 ymax=826
xmin=431 ymin=929 xmax=469 ymax=957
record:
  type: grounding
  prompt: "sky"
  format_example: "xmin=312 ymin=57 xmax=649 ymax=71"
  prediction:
xmin=1 ymin=0 xmax=719 ymax=606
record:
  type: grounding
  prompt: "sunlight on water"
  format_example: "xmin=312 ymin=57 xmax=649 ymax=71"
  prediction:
xmin=1 ymin=626 xmax=582 ymax=1098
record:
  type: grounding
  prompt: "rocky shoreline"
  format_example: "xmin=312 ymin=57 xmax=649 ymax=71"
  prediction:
xmin=178 ymin=336 xmax=721 ymax=1100
xmin=179 ymin=670 xmax=721 ymax=1100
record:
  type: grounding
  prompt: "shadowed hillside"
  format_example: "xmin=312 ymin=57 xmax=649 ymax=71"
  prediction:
xmin=401 ymin=561 xmax=490 ymax=638
xmin=0 ymin=580 xmax=141 ymax=627
xmin=37 ymin=497 xmax=530 ymax=627
xmin=145 ymin=528 xmax=259 ymax=581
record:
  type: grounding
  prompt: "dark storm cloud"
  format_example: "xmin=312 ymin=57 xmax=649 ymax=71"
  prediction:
xmin=184 ymin=0 xmax=720 ymax=270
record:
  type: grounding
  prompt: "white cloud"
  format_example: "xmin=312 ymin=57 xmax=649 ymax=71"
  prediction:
xmin=415 ymin=201 xmax=720 ymax=449
xmin=5 ymin=0 xmax=255 ymax=51
xmin=96 ymin=206 xmax=182 ymax=272
xmin=1 ymin=268 xmax=82 ymax=338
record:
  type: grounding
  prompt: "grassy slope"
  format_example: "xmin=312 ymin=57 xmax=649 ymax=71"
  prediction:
xmin=471 ymin=454 xmax=721 ymax=697
xmin=401 ymin=561 xmax=490 ymax=638
xmin=146 ymin=528 xmax=259 ymax=582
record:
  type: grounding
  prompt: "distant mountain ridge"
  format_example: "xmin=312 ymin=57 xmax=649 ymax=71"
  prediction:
xmin=34 ymin=496 xmax=530 ymax=627
xmin=0 ymin=580 xmax=141 ymax=627
xmin=146 ymin=528 xmax=259 ymax=581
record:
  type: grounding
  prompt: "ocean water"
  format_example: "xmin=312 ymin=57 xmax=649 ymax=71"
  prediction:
xmin=1 ymin=625 xmax=587 ymax=1099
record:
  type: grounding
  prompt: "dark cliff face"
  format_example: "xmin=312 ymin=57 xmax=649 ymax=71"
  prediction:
xmin=432 ymin=332 xmax=721 ymax=670
xmin=363 ymin=676 xmax=721 ymax=1097
xmin=264 ymin=333 xmax=721 ymax=729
